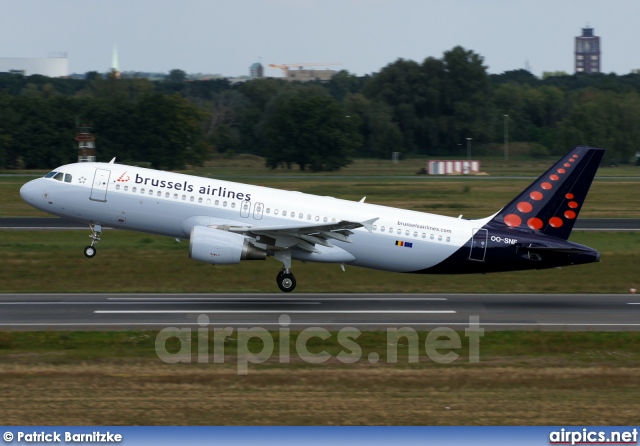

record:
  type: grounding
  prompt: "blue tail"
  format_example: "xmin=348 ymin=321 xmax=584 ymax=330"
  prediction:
xmin=490 ymin=146 xmax=605 ymax=240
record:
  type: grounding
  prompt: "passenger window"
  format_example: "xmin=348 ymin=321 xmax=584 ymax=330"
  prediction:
xmin=307 ymin=214 xmax=311 ymax=220
xmin=190 ymin=196 xmax=194 ymax=202
xmin=405 ymin=230 xmax=409 ymax=236
xmin=141 ymin=188 xmax=145 ymax=194
xmin=323 ymin=217 xmax=328 ymax=223
xmin=373 ymin=225 xmax=377 ymax=231
xmin=430 ymin=234 xmax=434 ymax=240
xmin=215 ymin=200 xmax=219 ymax=205
xmin=64 ymin=174 xmax=72 ymax=183
xmin=282 ymin=211 xmax=287 ymax=216
xmin=174 ymin=193 xmax=178 ymax=199
xmin=182 ymin=195 xmax=186 ymax=201
xmin=422 ymin=233 xmax=426 ymax=239
xmin=397 ymin=229 xmax=401 ymax=235
xmin=124 ymin=186 xmax=129 ymax=191
xmin=198 ymin=197 xmax=203 ymax=203
xmin=413 ymin=231 xmax=418 ymax=237
xmin=223 ymin=201 xmax=227 ymax=207
xmin=299 ymin=213 xmax=303 ymax=219
xmin=438 ymin=235 xmax=442 ymax=241
xmin=274 ymin=209 xmax=279 ymax=215
xmin=381 ymin=226 xmax=385 ymax=232
xmin=231 ymin=202 xmax=236 ymax=208
xmin=266 ymin=208 xmax=270 ymax=214
xmin=149 ymin=190 xmax=154 ymax=195
xmin=116 ymin=184 xmax=121 ymax=190
xmin=132 ymin=187 xmax=137 ymax=193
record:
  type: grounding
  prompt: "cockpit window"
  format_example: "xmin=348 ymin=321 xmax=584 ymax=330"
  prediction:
xmin=44 ymin=171 xmax=57 ymax=178
xmin=64 ymin=174 xmax=72 ymax=183
xmin=52 ymin=172 xmax=64 ymax=181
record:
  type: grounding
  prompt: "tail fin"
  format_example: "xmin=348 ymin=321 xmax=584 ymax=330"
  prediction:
xmin=490 ymin=146 xmax=605 ymax=240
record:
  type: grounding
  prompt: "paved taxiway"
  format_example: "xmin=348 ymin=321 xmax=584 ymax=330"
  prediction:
xmin=1 ymin=217 xmax=639 ymax=230
xmin=1 ymin=293 xmax=639 ymax=331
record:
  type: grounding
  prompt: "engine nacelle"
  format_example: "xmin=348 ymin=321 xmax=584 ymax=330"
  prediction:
xmin=189 ymin=226 xmax=266 ymax=265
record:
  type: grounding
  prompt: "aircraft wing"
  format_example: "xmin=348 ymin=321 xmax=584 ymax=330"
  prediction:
xmin=222 ymin=217 xmax=378 ymax=253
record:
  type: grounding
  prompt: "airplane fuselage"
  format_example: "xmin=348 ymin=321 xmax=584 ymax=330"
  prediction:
xmin=20 ymin=158 xmax=600 ymax=287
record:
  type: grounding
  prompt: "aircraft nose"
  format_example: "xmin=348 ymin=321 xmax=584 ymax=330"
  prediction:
xmin=20 ymin=179 xmax=40 ymax=204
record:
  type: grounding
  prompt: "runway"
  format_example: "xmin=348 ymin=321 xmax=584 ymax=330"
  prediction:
xmin=1 ymin=217 xmax=639 ymax=230
xmin=1 ymin=293 xmax=639 ymax=331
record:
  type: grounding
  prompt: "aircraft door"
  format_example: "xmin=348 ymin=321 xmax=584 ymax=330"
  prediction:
xmin=253 ymin=202 xmax=264 ymax=220
xmin=239 ymin=200 xmax=251 ymax=218
xmin=90 ymin=169 xmax=111 ymax=202
xmin=469 ymin=228 xmax=488 ymax=261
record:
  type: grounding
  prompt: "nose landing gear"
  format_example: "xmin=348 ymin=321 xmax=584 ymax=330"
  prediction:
xmin=84 ymin=224 xmax=102 ymax=258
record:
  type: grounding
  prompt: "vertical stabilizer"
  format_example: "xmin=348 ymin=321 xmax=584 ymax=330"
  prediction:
xmin=490 ymin=146 xmax=604 ymax=240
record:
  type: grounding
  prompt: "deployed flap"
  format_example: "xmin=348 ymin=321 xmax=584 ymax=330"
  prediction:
xmin=226 ymin=217 xmax=379 ymax=252
xmin=226 ymin=218 xmax=378 ymax=236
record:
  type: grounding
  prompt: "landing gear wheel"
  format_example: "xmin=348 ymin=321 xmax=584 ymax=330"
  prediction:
xmin=277 ymin=272 xmax=296 ymax=292
xmin=85 ymin=224 xmax=102 ymax=258
xmin=84 ymin=245 xmax=97 ymax=258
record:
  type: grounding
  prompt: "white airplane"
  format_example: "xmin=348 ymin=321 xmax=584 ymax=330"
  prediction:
xmin=20 ymin=146 xmax=603 ymax=292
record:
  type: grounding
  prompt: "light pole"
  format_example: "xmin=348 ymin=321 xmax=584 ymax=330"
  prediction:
xmin=504 ymin=114 xmax=509 ymax=161
xmin=466 ymin=137 xmax=472 ymax=160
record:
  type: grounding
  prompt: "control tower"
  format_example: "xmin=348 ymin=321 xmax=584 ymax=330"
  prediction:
xmin=575 ymin=27 xmax=601 ymax=74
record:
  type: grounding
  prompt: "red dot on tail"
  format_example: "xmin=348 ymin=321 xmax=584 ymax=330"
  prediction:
xmin=564 ymin=210 xmax=576 ymax=219
xmin=564 ymin=163 xmax=571 ymax=167
xmin=549 ymin=217 xmax=563 ymax=228
xmin=568 ymin=201 xmax=579 ymax=209
xmin=558 ymin=168 xmax=566 ymax=174
xmin=530 ymin=191 xmax=543 ymax=201
xmin=527 ymin=218 xmax=543 ymax=230
xmin=569 ymin=158 xmax=575 ymax=162
xmin=572 ymin=154 xmax=579 ymax=158
xmin=550 ymin=174 xmax=560 ymax=181
xmin=565 ymin=193 xmax=574 ymax=199
xmin=541 ymin=182 xmax=552 ymax=190
xmin=517 ymin=202 xmax=533 ymax=213
xmin=504 ymin=214 xmax=522 ymax=227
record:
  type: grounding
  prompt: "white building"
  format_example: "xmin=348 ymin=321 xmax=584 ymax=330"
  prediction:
xmin=428 ymin=160 xmax=481 ymax=175
xmin=0 ymin=56 xmax=69 ymax=77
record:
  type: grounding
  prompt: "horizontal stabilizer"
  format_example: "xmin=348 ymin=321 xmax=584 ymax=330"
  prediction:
xmin=519 ymin=245 xmax=592 ymax=255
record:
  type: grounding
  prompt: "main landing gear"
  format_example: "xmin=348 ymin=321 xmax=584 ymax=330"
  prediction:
xmin=276 ymin=269 xmax=296 ymax=293
xmin=84 ymin=224 xmax=102 ymax=258
xmin=274 ymin=250 xmax=296 ymax=292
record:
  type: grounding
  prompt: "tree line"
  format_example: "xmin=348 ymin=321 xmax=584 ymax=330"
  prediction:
xmin=2 ymin=46 xmax=640 ymax=170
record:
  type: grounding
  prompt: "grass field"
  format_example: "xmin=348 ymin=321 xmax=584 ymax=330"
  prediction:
xmin=2 ymin=155 xmax=640 ymax=218
xmin=0 ymin=230 xmax=638 ymax=293
xmin=0 ymin=331 xmax=639 ymax=425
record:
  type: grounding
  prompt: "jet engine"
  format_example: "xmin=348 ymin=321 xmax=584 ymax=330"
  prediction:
xmin=189 ymin=226 xmax=266 ymax=264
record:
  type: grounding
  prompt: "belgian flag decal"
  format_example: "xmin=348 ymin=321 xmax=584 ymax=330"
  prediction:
xmin=395 ymin=240 xmax=413 ymax=248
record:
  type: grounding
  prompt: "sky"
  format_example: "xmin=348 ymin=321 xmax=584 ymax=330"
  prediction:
xmin=1 ymin=0 xmax=639 ymax=78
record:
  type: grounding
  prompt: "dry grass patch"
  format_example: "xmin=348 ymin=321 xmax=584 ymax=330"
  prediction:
xmin=0 ymin=361 xmax=638 ymax=425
